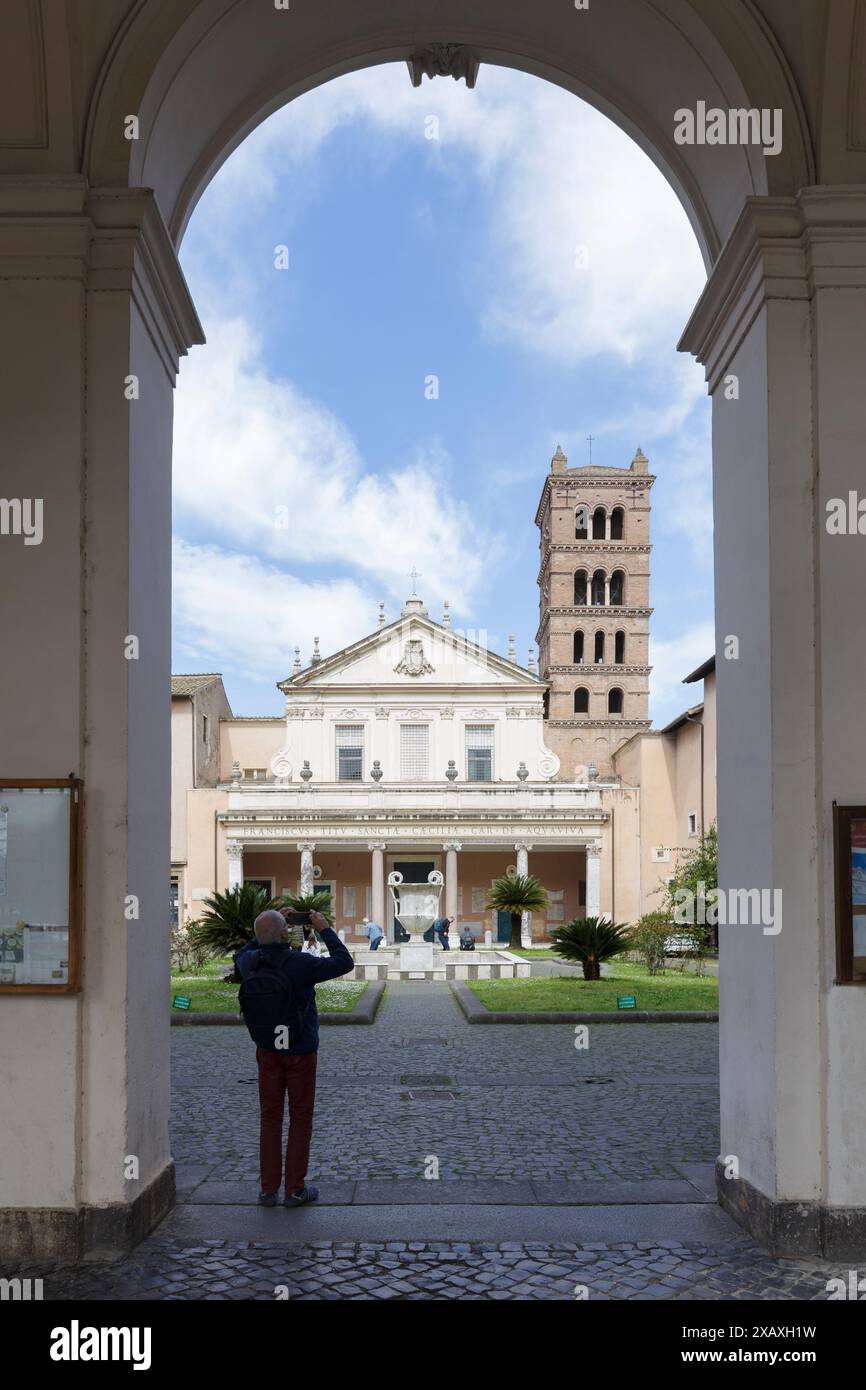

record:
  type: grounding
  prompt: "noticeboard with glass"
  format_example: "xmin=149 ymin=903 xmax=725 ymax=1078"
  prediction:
xmin=833 ymin=803 xmax=866 ymax=984
xmin=0 ymin=780 xmax=83 ymax=993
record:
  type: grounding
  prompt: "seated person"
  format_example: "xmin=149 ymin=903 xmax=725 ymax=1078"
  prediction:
xmin=459 ymin=924 xmax=476 ymax=951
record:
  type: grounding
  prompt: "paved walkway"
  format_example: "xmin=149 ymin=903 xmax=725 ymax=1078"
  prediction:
xmin=1 ymin=985 xmax=851 ymax=1299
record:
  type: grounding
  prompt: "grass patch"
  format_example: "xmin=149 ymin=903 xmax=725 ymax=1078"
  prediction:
xmin=170 ymin=958 xmax=366 ymax=1014
xmin=468 ymin=962 xmax=718 ymax=1013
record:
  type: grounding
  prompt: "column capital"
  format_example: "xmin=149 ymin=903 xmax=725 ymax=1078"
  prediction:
xmin=585 ymin=839 xmax=603 ymax=859
xmin=680 ymin=189 xmax=866 ymax=392
xmin=367 ymin=841 xmax=387 ymax=852
xmin=514 ymin=840 xmax=533 ymax=853
xmin=226 ymin=839 xmax=244 ymax=862
xmin=297 ymin=841 xmax=316 ymax=853
xmin=443 ymin=839 xmax=462 ymax=852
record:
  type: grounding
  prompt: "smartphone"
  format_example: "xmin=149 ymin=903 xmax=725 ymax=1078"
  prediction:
xmin=283 ymin=909 xmax=311 ymax=926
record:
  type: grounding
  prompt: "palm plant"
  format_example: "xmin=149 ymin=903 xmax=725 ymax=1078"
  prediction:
xmin=486 ymin=873 xmax=548 ymax=950
xmin=195 ymin=882 xmax=278 ymax=960
xmin=276 ymin=889 xmax=335 ymax=926
xmin=550 ymin=916 xmax=631 ymax=980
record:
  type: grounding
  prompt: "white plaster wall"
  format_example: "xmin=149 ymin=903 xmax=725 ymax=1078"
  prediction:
xmin=0 ymin=270 xmax=84 ymax=1205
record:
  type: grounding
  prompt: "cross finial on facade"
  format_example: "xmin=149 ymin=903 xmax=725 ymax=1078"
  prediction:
xmin=587 ymin=433 xmax=595 ymax=465
xmin=409 ymin=566 xmax=422 ymax=596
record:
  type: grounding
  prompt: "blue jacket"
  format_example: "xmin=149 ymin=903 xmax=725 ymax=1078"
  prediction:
xmin=236 ymin=926 xmax=354 ymax=1054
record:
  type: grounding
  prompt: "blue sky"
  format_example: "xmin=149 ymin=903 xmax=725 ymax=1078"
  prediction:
xmin=173 ymin=64 xmax=714 ymax=725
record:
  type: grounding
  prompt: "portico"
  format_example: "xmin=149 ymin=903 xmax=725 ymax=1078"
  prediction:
xmin=3 ymin=0 xmax=866 ymax=1262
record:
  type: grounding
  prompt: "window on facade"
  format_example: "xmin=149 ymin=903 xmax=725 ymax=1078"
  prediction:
xmin=591 ymin=569 xmax=606 ymax=605
xmin=400 ymin=723 xmax=430 ymax=779
xmin=594 ymin=631 xmax=605 ymax=664
xmin=170 ymin=876 xmax=180 ymax=929
xmin=574 ymin=687 xmax=590 ymax=714
xmin=610 ymin=569 xmax=624 ymax=605
xmin=575 ymin=506 xmax=588 ymax=540
xmin=574 ymin=570 xmax=588 ymax=605
xmin=202 ymin=715 xmax=208 ymax=743
xmin=610 ymin=507 xmax=624 ymax=540
xmin=592 ymin=506 xmax=606 ymax=539
xmin=688 ymin=812 xmax=697 ymax=835
xmin=335 ymin=724 xmax=364 ymax=781
xmin=573 ymin=630 xmax=584 ymax=663
xmin=466 ymin=724 xmax=494 ymax=781
xmin=614 ymin=630 xmax=625 ymax=663
xmin=608 ymin=688 xmax=624 ymax=715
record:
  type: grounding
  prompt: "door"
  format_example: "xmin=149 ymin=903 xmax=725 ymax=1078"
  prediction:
xmin=496 ymin=911 xmax=513 ymax=943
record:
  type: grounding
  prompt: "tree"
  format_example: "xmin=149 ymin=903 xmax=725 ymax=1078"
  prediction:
xmin=195 ymin=882 xmax=277 ymax=961
xmin=661 ymin=823 xmax=718 ymax=947
xmin=629 ymin=910 xmax=672 ymax=976
xmin=486 ymin=873 xmax=548 ymax=950
xmin=550 ymin=916 xmax=631 ymax=980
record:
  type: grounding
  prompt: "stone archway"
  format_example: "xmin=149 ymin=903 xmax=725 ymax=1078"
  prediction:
xmin=1 ymin=0 xmax=865 ymax=1261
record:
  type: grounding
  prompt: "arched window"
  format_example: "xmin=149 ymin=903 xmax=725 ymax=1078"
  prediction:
xmin=574 ymin=687 xmax=590 ymax=715
xmin=594 ymin=631 xmax=605 ymax=664
xmin=610 ymin=506 xmax=624 ymax=540
xmin=614 ymin=630 xmax=625 ymax=664
xmin=608 ymin=687 xmax=624 ymax=716
xmin=574 ymin=570 xmax=588 ymax=605
xmin=592 ymin=506 xmax=606 ymax=540
xmin=610 ymin=569 xmax=624 ymax=605
xmin=575 ymin=505 xmax=588 ymax=540
xmin=591 ymin=569 xmax=606 ymax=605
xmin=573 ymin=630 xmax=584 ymax=664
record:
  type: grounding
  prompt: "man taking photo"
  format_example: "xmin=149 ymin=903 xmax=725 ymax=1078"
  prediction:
xmin=236 ymin=907 xmax=353 ymax=1208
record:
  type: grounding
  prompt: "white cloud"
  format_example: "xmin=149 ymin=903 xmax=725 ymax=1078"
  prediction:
xmin=173 ymin=316 xmax=497 ymax=614
xmin=185 ymin=66 xmax=707 ymax=369
xmin=172 ymin=539 xmax=376 ymax=682
xmin=649 ymin=623 xmax=716 ymax=724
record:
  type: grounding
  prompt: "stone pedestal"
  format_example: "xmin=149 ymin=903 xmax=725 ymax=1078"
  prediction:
xmin=399 ymin=941 xmax=435 ymax=974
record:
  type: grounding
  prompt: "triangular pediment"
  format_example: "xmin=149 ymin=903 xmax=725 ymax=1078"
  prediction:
xmin=279 ymin=614 xmax=542 ymax=691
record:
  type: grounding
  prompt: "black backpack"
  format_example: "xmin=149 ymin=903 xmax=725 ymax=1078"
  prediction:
xmin=238 ymin=951 xmax=310 ymax=1051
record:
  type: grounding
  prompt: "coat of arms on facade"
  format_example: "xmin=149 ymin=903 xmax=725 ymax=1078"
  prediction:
xmin=394 ymin=639 xmax=434 ymax=677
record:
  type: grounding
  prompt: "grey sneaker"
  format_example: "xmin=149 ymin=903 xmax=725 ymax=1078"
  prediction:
xmin=284 ymin=1184 xmax=319 ymax=1208
xmin=258 ymin=1191 xmax=278 ymax=1207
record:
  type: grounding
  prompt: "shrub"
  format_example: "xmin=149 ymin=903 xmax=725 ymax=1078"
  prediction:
xmin=549 ymin=916 xmax=631 ymax=980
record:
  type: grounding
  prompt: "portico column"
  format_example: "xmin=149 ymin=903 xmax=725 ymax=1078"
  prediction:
xmin=0 ymin=185 xmax=202 ymax=1258
xmin=585 ymin=840 xmax=602 ymax=918
xmin=226 ymin=840 xmax=244 ymax=892
xmin=298 ymin=842 xmax=316 ymax=897
xmin=680 ymin=190 xmax=866 ymax=1257
xmin=368 ymin=842 xmax=386 ymax=926
xmin=515 ymin=842 xmax=533 ymax=947
xmin=444 ymin=840 xmax=462 ymax=919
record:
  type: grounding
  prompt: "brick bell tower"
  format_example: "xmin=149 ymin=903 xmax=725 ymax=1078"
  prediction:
xmin=536 ymin=444 xmax=653 ymax=780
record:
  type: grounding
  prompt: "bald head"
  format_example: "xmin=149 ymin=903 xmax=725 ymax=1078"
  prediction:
xmin=254 ymin=909 xmax=288 ymax=945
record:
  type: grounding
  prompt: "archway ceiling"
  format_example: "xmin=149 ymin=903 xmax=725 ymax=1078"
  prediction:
xmin=67 ymin=0 xmax=826 ymax=269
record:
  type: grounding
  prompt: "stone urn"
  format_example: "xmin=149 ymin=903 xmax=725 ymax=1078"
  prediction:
xmin=388 ymin=869 xmax=444 ymax=974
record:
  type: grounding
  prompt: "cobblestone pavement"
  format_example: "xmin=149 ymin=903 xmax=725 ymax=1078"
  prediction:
xmin=172 ymin=982 xmax=720 ymax=1184
xmin=8 ymin=1238 xmax=849 ymax=1301
xmin=5 ymin=984 xmax=848 ymax=1301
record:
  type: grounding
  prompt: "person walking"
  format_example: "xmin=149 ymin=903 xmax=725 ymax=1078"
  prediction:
xmin=361 ymin=916 xmax=385 ymax=951
xmin=236 ymin=908 xmax=353 ymax=1208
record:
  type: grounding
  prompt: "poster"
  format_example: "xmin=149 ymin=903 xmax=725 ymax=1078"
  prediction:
xmin=0 ymin=787 xmax=72 ymax=987
xmin=851 ymin=819 xmax=866 ymax=906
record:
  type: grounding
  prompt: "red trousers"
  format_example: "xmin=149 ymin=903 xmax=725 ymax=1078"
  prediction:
xmin=255 ymin=1047 xmax=318 ymax=1194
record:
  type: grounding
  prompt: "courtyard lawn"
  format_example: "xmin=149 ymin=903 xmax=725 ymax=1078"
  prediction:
xmin=170 ymin=958 xmax=367 ymax=1014
xmin=468 ymin=961 xmax=718 ymax=1013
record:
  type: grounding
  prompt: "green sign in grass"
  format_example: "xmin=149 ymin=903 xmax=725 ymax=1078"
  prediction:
xmin=173 ymin=995 xmax=191 ymax=1011
xmin=617 ymin=994 xmax=637 ymax=1010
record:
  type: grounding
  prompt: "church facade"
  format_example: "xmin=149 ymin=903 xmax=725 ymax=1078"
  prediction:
xmin=171 ymin=447 xmax=715 ymax=942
